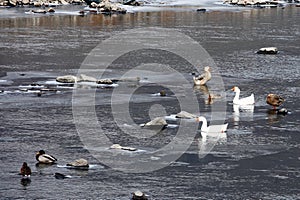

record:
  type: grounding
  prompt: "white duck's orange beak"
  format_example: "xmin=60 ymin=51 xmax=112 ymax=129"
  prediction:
xmin=231 ymin=87 xmax=235 ymax=91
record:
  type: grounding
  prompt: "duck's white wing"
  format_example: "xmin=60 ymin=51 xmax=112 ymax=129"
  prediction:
xmin=39 ymin=154 xmax=57 ymax=163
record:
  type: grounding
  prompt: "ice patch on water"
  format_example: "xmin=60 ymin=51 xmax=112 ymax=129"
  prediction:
xmin=57 ymin=164 xmax=104 ymax=170
xmin=44 ymin=80 xmax=118 ymax=88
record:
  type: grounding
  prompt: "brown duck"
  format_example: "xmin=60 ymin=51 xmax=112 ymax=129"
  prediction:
xmin=266 ymin=94 xmax=284 ymax=109
xmin=20 ymin=162 xmax=31 ymax=177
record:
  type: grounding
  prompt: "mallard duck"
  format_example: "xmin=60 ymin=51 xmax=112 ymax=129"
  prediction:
xmin=20 ymin=162 xmax=31 ymax=177
xmin=266 ymin=94 xmax=284 ymax=110
xmin=196 ymin=116 xmax=228 ymax=141
xmin=193 ymin=66 xmax=211 ymax=86
xmin=231 ymin=86 xmax=255 ymax=105
xmin=36 ymin=150 xmax=57 ymax=164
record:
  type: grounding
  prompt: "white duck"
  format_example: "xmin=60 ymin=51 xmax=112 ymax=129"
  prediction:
xmin=231 ymin=86 xmax=255 ymax=105
xmin=196 ymin=116 xmax=228 ymax=141
xmin=193 ymin=66 xmax=211 ymax=86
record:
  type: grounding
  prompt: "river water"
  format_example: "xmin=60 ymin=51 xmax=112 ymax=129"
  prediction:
xmin=0 ymin=1 xmax=300 ymax=199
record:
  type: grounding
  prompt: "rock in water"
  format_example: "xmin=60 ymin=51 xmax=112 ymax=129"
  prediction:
xmin=175 ymin=111 xmax=197 ymax=119
xmin=96 ymin=78 xmax=113 ymax=84
xmin=143 ymin=117 xmax=167 ymax=127
xmin=56 ymin=75 xmax=78 ymax=83
xmin=159 ymin=90 xmax=166 ymax=96
xmin=132 ymin=190 xmax=148 ymax=200
xmin=67 ymin=158 xmax=89 ymax=167
xmin=54 ymin=172 xmax=67 ymax=179
xmin=110 ymin=144 xmax=137 ymax=151
xmin=257 ymin=47 xmax=278 ymax=54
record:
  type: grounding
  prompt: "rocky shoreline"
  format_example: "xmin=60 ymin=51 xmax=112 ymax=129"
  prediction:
xmin=223 ymin=0 xmax=300 ymax=7
xmin=0 ymin=0 xmax=143 ymax=15
xmin=0 ymin=0 xmax=84 ymax=7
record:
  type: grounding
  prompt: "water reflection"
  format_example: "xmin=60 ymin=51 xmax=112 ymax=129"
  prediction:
xmin=194 ymin=85 xmax=222 ymax=105
xmin=198 ymin=137 xmax=227 ymax=159
xmin=233 ymin=104 xmax=254 ymax=128
xmin=266 ymin=109 xmax=287 ymax=124
xmin=36 ymin=162 xmax=56 ymax=169
xmin=20 ymin=177 xmax=31 ymax=187
xmin=1 ymin=7 xmax=297 ymax=30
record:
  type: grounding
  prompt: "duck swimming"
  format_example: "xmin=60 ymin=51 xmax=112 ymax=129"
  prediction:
xmin=231 ymin=86 xmax=255 ymax=105
xmin=266 ymin=94 xmax=284 ymax=110
xmin=196 ymin=116 xmax=228 ymax=141
xmin=193 ymin=66 xmax=211 ymax=86
xmin=20 ymin=162 xmax=31 ymax=177
xmin=36 ymin=150 xmax=57 ymax=164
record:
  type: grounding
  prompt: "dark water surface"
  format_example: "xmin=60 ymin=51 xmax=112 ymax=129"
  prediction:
xmin=0 ymin=5 xmax=300 ymax=199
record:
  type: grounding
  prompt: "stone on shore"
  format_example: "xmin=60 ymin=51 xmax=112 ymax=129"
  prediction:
xmin=95 ymin=0 xmax=127 ymax=14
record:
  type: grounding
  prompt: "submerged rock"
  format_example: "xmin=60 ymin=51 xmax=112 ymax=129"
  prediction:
xmin=54 ymin=172 xmax=68 ymax=179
